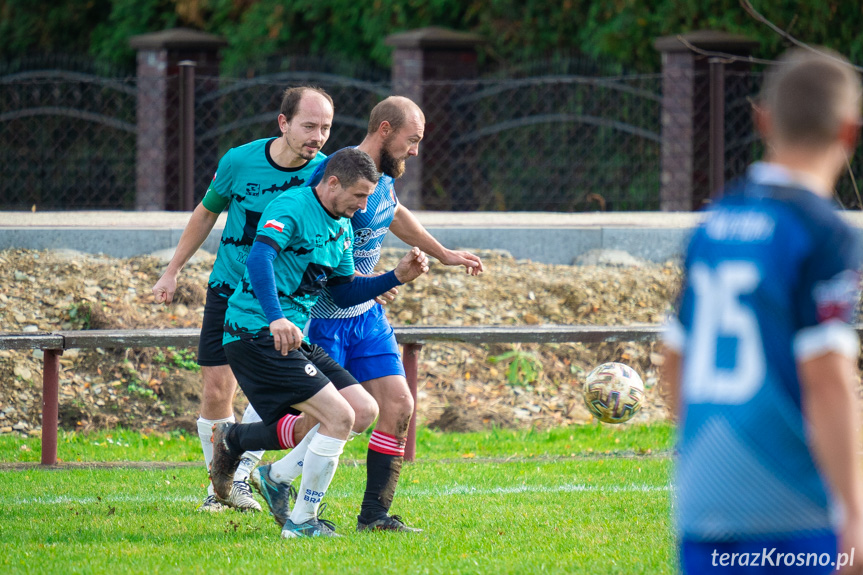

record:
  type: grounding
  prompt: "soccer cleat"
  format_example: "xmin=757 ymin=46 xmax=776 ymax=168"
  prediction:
xmin=281 ymin=503 xmax=339 ymax=538
xmin=249 ymin=464 xmax=297 ymax=526
xmin=209 ymin=423 xmax=242 ymax=501
xmin=224 ymin=480 xmax=262 ymax=512
xmin=197 ymin=494 xmax=227 ymax=513
xmin=281 ymin=517 xmax=340 ymax=538
xmin=357 ymin=514 xmax=423 ymax=533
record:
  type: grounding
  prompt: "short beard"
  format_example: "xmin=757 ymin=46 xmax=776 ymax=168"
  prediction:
xmin=379 ymin=145 xmax=406 ymax=179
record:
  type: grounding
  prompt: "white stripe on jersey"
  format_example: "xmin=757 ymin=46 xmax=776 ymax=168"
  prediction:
xmin=312 ymin=174 xmax=398 ymax=319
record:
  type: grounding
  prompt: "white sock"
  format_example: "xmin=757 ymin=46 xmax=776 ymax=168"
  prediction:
xmin=233 ymin=404 xmax=264 ymax=482
xmin=240 ymin=403 xmax=262 ymax=424
xmin=270 ymin=423 xmax=321 ymax=484
xmin=234 ymin=451 xmax=262 ymax=482
xmin=289 ymin=433 xmax=346 ymax=525
xmin=197 ymin=415 xmax=235 ymax=495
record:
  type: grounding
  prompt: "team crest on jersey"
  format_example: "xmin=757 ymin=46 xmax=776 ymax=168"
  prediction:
xmin=813 ymin=269 xmax=860 ymax=323
xmin=353 ymin=227 xmax=387 ymax=247
xmin=344 ymin=237 xmax=351 ymax=250
xmin=305 ymin=364 xmax=317 ymax=377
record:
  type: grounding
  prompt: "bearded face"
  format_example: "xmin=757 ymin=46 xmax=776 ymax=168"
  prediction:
xmin=379 ymin=136 xmax=406 ymax=179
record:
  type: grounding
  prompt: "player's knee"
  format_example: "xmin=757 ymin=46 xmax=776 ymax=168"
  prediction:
xmin=325 ymin=403 xmax=355 ymax=437
xmin=352 ymin=396 xmax=379 ymax=432
xmin=385 ymin=390 xmax=413 ymax=423
xmin=201 ymin=367 xmax=236 ymax=397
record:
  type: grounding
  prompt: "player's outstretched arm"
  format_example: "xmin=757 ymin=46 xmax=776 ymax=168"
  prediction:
xmin=390 ymin=204 xmax=483 ymax=275
xmin=328 ymin=248 xmax=429 ymax=309
xmin=354 ymin=271 xmax=399 ymax=306
xmin=152 ymin=203 xmax=220 ymax=303
xmin=800 ymin=352 xmax=863 ymax=574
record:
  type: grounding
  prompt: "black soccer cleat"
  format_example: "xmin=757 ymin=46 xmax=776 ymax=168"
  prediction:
xmin=357 ymin=514 xmax=423 ymax=533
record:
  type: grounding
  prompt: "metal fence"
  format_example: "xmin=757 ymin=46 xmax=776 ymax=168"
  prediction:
xmin=0 ymin=57 xmax=137 ymax=210
xmin=421 ymin=73 xmax=662 ymax=211
xmin=3 ymin=54 xmax=862 ymax=212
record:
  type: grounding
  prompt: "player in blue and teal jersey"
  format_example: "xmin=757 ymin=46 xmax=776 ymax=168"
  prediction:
xmin=247 ymin=96 xmax=485 ymax=533
xmin=152 ymin=86 xmax=333 ymax=512
xmin=663 ymin=49 xmax=863 ymax=574
xmin=208 ymin=148 xmax=430 ymax=538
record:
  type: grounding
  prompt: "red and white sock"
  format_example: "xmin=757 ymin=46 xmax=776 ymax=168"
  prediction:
xmin=276 ymin=413 xmax=300 ymax=449
xmin=368 ymin=430 xmax=405 ymax=456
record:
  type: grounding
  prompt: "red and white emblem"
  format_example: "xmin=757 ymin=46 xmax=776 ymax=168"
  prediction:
xmin=263 ymin=219 xmax=285 ymax=233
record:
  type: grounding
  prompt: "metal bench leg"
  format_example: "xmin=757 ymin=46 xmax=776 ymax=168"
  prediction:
xmin=402 ymin=343 xmax=422 ymax=462
xmin=41 ymin=349 xmax=61 ymax=466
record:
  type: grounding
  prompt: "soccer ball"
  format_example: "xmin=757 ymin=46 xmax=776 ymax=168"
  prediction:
xmin=583 ymin=362 xmax=645 ymax=424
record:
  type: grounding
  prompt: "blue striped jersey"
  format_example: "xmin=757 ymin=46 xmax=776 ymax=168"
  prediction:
xmin=307 ymin=154 xmax=399 ymax=319
xmin=665 ymin=162 xmax=861 ymax=542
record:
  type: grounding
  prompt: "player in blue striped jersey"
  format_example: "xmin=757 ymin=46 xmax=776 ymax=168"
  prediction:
xmin=246 ymin=96 xmax=484 ymax=532
xmin=663 ymin=49 xmax=863 ymax=574
xmin=152 ymin=87 xmax=333 ymax=513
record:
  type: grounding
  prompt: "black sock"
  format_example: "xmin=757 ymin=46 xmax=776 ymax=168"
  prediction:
xmin=227 ymin=421 xmax=282 ymax=452
xmin=359 ymin=448 xmax=403 ymax=523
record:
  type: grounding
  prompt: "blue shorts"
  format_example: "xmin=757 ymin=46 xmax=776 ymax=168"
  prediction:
xmin=681 ymin=532 xmax=839 ymax=574
xmin=306 ymin=304 xmax=405 ymax=384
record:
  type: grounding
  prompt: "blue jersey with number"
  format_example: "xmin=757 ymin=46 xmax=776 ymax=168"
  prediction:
xmin=666 ymin=163 xmax=861 ymax=541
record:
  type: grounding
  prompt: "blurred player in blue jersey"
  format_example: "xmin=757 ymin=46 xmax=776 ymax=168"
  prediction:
xmin=152 ymin=87 xmax=333 ymax=513
xmin=663 ymin=49 xmax=863 ymax=574
xmin=247 ymin=96 xmax=484 ymax=532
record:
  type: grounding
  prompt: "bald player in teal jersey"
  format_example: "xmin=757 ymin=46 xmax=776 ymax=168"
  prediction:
xmin=152 ymin=86 xmax=333 ymax=512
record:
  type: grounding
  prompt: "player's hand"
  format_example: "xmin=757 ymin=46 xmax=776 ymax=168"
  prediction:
xmin=440 ymin=249 xmax=484 ymax=276
xmin=375 ymin=285 xmax=399 ymax=305
xmin=152 ymin=273 xmax=178 ymax=304
xmin=394 ymin=247 xmax=429 ymax=284
xmin=270 ymin=318 xmax=302 ymax=356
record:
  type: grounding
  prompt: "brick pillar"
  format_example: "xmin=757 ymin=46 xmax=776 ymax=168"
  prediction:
xmin=386 ymin=27 xmax=483 ymax=210
xmin=654 ymin=31 xmax=758 ymax=211
xmin=129 ymin=28 xmax=225 ymax=211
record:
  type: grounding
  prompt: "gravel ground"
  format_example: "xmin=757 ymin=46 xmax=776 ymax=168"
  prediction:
xmin=0 ymin=247 xmax=680 ymax=437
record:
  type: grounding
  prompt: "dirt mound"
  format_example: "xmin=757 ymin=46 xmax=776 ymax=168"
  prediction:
xmin=0 ymin=248 xmax=680 ymax=436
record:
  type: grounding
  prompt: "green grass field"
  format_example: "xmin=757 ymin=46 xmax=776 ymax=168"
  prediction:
xmin=0 ymin=423 xmax=675 ymax=575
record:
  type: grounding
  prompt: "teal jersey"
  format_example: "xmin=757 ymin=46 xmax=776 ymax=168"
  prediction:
xmin=223 ymin=186 xmax=355 ymax=344
xmin=205 ymin=138 xmax=326 ymax=291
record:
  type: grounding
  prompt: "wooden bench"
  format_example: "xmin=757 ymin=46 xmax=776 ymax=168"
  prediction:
xmin=0 ymin=325 xmax=664 ymax=465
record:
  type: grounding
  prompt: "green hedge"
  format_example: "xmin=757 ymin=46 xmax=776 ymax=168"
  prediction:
xmin=1 ymin=0 xmax=861 ymax=73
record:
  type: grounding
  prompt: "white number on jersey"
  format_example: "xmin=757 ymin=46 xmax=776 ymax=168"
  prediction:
xmin=686 ymin=261 xmax=766 ymax=404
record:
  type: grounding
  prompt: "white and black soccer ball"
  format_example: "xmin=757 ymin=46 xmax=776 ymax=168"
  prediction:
xmin=583 ymin=362 xmax=645 ymax=424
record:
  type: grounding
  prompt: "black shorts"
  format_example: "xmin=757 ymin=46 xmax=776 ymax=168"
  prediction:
xmin=223 ymin=338 xmax=360 ymax=426
xmin=197 ymin=285 xmax=233 ymax=367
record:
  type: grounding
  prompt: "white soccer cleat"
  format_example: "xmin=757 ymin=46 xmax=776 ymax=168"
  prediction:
xmin=224 ymin=480 xmax=262 ymax=512
xmin=197 ymin=494 xmax=227 ymax=513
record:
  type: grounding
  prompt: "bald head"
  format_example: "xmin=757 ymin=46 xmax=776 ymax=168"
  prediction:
xmin=760 ymin=49 xmax=861 ymax=149
xmin=367 ymin=96 xmax=425 ymax=135
xmin=280 ymin=86 xmax=334 ymax=122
